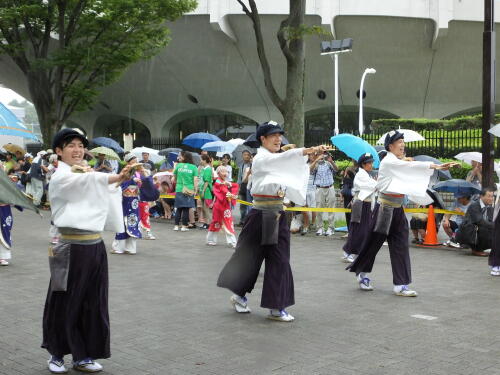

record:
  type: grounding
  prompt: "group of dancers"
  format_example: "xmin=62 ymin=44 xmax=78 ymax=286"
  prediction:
xmin=3 ymin=123 xmax=500 ymax=373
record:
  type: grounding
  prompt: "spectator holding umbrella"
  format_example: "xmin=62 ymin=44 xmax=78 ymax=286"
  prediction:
xmin=94 ymin=153 xmax=113 ymax=173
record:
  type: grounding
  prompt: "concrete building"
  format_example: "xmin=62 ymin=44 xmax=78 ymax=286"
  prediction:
xmin=0 ymin=0 xmax=498 ymax=146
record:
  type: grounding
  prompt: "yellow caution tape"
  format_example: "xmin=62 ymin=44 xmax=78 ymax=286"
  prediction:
xmin=160 ymin=195 xmax=464 ymax=216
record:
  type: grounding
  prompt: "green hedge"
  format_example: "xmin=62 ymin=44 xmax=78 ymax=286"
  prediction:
xmin=371 ymin=114 xmax=500 ymax=133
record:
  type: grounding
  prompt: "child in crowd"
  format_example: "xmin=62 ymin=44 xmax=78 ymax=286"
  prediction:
xmin=206 ymin=166 xmax=238 ymax=247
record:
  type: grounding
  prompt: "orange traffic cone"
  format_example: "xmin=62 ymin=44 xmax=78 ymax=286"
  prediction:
xmin=418 ymin=205 xmax=441 ymax=247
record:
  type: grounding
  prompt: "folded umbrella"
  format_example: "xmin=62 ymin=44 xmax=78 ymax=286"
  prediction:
xmin=432 ymin=179 xmax=481 ymax=197
xmin=90 ymin=137 xmax=124 ymax=153
xmin=182 ymin=133 xmax=221 ymax=149
xmin=89 ymin=146 xmax=121 ymax=161
xmin=331 ymin=134 xmax=380 ymax=168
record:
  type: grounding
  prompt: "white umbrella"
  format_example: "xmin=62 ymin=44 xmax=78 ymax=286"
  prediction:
xmin=129 ymin=146 xmax=164 ymax=164
xmin=227 ymin=138 xmax=245 ymax=146
xmin=455 ymin=151 xmax=500 ymax=169
xmin=455 ymin=152 xmax=483 ymax=165
xmin=376 ymin=129 xmax=425 ymax=144
xmin=489 ymin=123 xmax=500 ymax=137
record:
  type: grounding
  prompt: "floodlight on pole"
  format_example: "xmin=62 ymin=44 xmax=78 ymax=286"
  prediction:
xmin=320 ymin=38 xmax=353 ymax=135
xmin=358 ymin=68 xmax=376 ymax=136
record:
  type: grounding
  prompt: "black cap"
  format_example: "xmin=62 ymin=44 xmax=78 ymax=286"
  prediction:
xmin=256 ymin=121 xmax=284 ymax=144
xmin=384 ymin=130 xmax=404 ymax=151
xmin=357 ymin=152 xmax=374 ymax=166
xmin=52 ymin=128 xmax=88 ymax=150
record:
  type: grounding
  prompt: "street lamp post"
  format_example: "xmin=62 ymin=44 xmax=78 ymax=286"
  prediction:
xmin=320 ymin=38 xmax=353 ymax=135
xmin=358 ymin=68 xmax=376 ymax=136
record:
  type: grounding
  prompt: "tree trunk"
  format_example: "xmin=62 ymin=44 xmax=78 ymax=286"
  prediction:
xmin=26 ymin=72 xmax=61 ymax=148
xmin=281 ymin=0 xmax=306 ymax=147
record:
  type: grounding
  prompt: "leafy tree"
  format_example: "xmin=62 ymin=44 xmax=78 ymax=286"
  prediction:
xmin=0 ymin=0 xmax=197 ymax=146
xmin=237 ymin=0 xmax=324 ymax=146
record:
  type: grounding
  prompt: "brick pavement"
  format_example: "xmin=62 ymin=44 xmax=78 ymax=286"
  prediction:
xmin=1 ymin=209 xmax=500 ymax=375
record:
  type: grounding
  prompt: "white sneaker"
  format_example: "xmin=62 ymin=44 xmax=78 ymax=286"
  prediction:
xmin=346 ymin=254 xmax=355 ymax=263
xmin=267 ymin=309 xmax=294 ymax=322
xmin=394 ymin=285 xmax=418 ymax=297
xmin=358 ymin=276 xmax=374 ymax=291
xmin=48 ymin=357 xmax=67 ymax=374
xmin=325 ymin=227 xmax=334 ymax=236
xmin=383 ymin=241 xmax=388 ymax=246
xmin=448 ymin=239 xmax=461 ymax=248
xmin=180 ymin=226 xmax=189 ymax=232
xmin=230 ymin=294 xmax=251 ymax=313
xmin=144 ymin=231 xmax=156 ymax=240
xmin=491 ymin=270 xmax=500 ymax=276
xmin=0 ymin=259 xmax=9 ymax=266
xmin=173 ymin=225 xmax=179 ymax=231
xmin=110 ymin=249 xmax=124 ymax=254
xmin=73 ymin=359 xmax=103 ymax=372
xmin=206 ymin=242 xmax=216 ymax=246
xmin=316 ymin=228 xmax=324 ymax=236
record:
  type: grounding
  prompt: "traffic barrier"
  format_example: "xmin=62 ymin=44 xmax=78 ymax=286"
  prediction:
xmin=159 ymin=194 xmax=464 ymax=216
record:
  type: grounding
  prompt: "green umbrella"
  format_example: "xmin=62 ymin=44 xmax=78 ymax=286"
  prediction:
xmin=89 ymin=146 xmax=120 ymax=161
xmin=0 ymin=169 xmax=39 ymax=213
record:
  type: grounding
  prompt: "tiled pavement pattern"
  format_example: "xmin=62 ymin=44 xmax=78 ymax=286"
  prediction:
xmin=1 ymin=208 xmax=500 ymax=375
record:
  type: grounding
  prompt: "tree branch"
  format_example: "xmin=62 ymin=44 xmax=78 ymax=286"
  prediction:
xmin=237 ymin=0 xmax=284 ymax=111
xmin=277 ymin=18 xmax=293 ymax=63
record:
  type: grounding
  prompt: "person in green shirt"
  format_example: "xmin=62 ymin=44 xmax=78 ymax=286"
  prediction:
xmin=173 ymin=151 xmax=198 ymax=231
xmin=198 ymin=154 xmax=214 ymax=229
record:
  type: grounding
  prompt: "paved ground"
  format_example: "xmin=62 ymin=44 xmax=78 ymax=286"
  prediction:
xmin=1 ymin=208 xmax=500 ymax=375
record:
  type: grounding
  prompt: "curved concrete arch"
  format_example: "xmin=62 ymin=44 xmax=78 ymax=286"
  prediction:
xmin=94 ymin=114 xmax=152 ymax=147
xmin=162 ymin=108 xmax=258 ymax=138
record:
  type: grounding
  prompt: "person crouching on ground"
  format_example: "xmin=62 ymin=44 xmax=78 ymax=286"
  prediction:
xmin=42 ymin=128 xmax=131 ymax=374
xmin=206 ymin=165 xmax=238 ymax=247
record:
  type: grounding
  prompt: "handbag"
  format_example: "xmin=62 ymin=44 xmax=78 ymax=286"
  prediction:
xmin=182 ymin=185 xmax=195 ymax=196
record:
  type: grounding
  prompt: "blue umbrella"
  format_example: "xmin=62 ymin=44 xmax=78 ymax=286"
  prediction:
xmin=91 ymin=137 xmax=124 ymax=153
xmin=432 ymin=179 xmax=481 ymax=197
xmin=182 ymin=132 xmax=221 ymax=149
xmin=201 ymin=140 xmax=237 ymax=153
xmin=331 ymin=134 xmax=380 ymax=168
xmin=0 ymin=103 xmax=38 ymax=140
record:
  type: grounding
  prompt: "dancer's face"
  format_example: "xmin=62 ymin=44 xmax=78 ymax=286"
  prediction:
xmin=261 ymin=133 xmax=282 ymax=153
xmin=388 ymin=139 xmax=405 ymax=159
xmin=56 ymin=138 xmax=84 ymax=166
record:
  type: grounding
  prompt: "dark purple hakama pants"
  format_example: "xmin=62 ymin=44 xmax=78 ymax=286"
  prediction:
xmin=217 ymin=209 xmax=294 ymax=310
xmin=42 ymin=241 xmax=110 ymax=361
xmin=347 ymin=204 xmax=412 ymax=286
xmin=343 ymin=201 xmax=373 ymax=255
xmin=488 ymin=213 xmax=500 ymax=267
